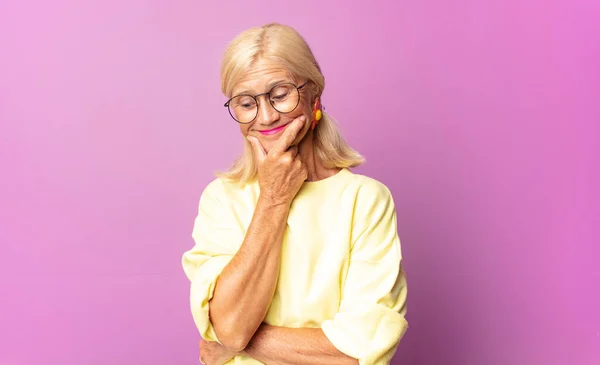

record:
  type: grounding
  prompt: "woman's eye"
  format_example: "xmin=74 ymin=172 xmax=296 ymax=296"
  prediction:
xmin=235 ymin=97 xmax=255 ymax=109
xmin=272 ymin=93 xmax=288 ymax=101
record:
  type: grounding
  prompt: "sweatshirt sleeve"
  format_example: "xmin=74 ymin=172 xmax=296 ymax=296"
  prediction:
xmin=181 ymin=180 xmax=240 ymax=343
xmin=321 ymin=182 xmax=408 ymax=365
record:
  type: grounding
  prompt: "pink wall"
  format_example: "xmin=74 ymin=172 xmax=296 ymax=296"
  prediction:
xmin=1 ymin=1 xmax=598 ymax=364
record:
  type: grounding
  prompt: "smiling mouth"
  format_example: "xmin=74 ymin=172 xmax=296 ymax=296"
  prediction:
xmin=257 ymin=123 xmax=290 ymax=136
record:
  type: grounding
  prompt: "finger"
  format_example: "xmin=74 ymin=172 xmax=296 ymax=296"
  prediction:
xmin=271 ymin=115 xmax=306 ymax=155
xmin=287 ymin=145 xmax=298 ymax=158
xmin=247 ymin=136 xmax=266 ymax=163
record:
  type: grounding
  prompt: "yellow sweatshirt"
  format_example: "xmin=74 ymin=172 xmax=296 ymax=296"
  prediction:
xmin=182 ymin=168 xmax=408 ymax=365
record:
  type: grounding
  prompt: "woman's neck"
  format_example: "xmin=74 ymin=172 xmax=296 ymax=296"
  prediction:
xmin=297 ymin=130 xmax=341 ymax=182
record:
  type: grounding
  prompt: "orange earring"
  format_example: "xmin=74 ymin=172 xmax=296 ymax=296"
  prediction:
xmin=311 ymin=98 xmax=322 ymax=130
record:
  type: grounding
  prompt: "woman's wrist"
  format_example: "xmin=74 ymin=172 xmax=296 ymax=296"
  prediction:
xmin=257 ymin=192 xmax=293 ymax=211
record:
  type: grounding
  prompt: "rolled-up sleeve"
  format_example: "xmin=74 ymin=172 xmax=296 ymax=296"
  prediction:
xmin=321 ymin=185 xmax=408 ymax=365
xmin=182 ymin=181 xmax=238 ymax=343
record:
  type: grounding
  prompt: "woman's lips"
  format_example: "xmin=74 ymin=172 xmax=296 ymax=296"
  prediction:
xmin=258 ymin=123 xmax=290 ymax=136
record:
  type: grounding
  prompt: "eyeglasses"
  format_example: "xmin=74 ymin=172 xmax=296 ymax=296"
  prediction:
xmin=224 ymin=82 xmax=308 ymax=124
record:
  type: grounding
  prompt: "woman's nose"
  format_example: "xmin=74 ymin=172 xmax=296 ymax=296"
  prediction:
xmin=255 ymin=98 xmax=279 ymax=126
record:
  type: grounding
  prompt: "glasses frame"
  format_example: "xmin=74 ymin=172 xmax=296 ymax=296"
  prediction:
xmin=224 ymin=81 xmax=309 ymax=124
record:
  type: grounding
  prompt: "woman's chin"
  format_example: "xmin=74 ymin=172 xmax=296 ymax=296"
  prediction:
xmin=251 ymin=127 xmax=308 ymax=153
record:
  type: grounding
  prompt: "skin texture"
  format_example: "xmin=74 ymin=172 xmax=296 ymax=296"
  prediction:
xmin=208 ymin=116 xmax=306 ymax=352
xmin=200 ymin=324 xmax=358 ymax=365
xmin=199 ymin=58 xmax=355 ymax=365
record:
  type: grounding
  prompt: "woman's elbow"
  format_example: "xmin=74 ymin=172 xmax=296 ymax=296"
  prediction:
xmin=213 ymin=322 xmax=253 ymax=352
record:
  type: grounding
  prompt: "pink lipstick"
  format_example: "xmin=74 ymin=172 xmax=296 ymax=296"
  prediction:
xmin=258 ymin=123 xmax=290 ymax=136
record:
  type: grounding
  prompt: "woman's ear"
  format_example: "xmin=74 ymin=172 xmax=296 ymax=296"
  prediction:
xmin=311 ymin=97 xmax=322 ymax=130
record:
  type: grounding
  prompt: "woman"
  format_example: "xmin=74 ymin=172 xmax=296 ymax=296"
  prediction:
xmin=182 ymin=23 xmax=408 ymax=365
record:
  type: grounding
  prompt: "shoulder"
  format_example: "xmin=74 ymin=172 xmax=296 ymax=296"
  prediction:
xmin=351 ymin=172 xmax=395 ymax=205
xmin=198 ymin=178 xmax=226 ymax=205
xmin=349 ymin=172 xmax=397 ymax=221
xmin=198 ymin=177 xmax=256 ymax=207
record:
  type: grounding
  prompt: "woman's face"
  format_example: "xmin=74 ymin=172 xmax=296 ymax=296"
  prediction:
xmin=230 ymin=58 xmax=313 ymax=153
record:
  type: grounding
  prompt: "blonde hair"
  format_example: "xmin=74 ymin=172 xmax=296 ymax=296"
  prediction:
xmin=216 ymin=23 xmax=364 ymax=185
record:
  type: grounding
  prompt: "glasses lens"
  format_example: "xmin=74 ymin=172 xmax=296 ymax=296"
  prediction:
xmin=228 ymin=95 xmax=257 ymax=123
xmin=270 ymin=84 xmax=299 ymax=113
xmin=226 ymin=83 xmax=301 ymax=123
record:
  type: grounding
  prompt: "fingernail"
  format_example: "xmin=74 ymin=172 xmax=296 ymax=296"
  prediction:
xmin=299 ymin=115 xmax=306 ymax=121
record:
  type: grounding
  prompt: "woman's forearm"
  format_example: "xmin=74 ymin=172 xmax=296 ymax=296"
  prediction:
xmin=209 ymin=196 xmax=289 ymax=351
xmin=242 ymin=324 xmax=358 ymax=365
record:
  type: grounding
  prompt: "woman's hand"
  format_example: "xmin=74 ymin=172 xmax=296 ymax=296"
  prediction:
xmin=199 ymin=339 xmax=237 ymax=365
xmin=247 ymin=116 xmax=308 ymax=207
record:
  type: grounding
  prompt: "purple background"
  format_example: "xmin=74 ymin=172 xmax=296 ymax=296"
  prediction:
xmin=1 ymin=1 xmax=598 ymax=364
